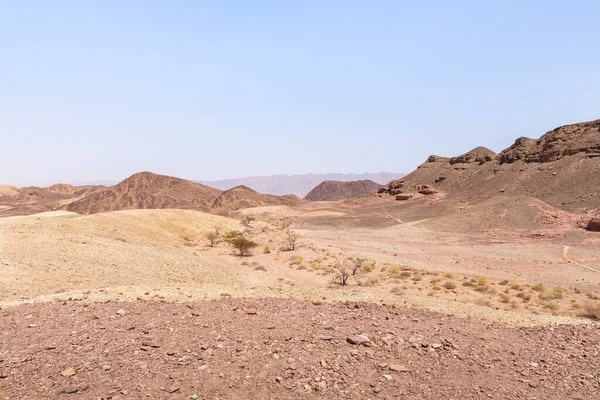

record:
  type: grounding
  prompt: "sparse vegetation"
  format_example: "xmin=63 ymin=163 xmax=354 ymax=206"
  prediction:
xmin=263 ymin=245 xmax=271 ymax=254
xmin=388 ymin=265 xmax=401 ymax=275
xmin=283 ymin=230 xmax=300 ymax=251
xmin=532 ymin=283 xmax=545 ymax=292
xmin=205 ymin=231 xmax=219 ymax=247
xmin=581 ymin=303 xmax=600 ymax=320
xmin=230 ymin=236 xmax=259 ymax=256
xmin=444 ymin=281 xmax=457 ymax=290
xmin=332 ymin=258 xmax=351 ymax=286
xmin=280 ymin=218 xmax=293 ymax=229
xmin=391 ymin=285 xmax=405 ymax=295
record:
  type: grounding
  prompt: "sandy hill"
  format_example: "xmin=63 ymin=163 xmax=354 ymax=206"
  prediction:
xmin=0 ymin=185 xmax=20 ymax=198
xmin=381 ymin=119 xmax=600 ymax=212
xmin=304 ymin=180 xmax=382 ymax=201
xmin=198 ymin=172 xmax=405 ymax=197
xmin=65 ymin=172 xmax=300 ymax=215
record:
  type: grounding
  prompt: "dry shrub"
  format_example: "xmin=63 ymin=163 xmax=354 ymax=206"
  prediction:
xmin=581 ymin=303 xmax=600 ymax=320
xmin=230 ymin=236 xmax=258 ymax=256
xmin=444 ymin=281 xmax=457 ymax=290
xmin=205 ymin=231 xmax=219 ymax=247
xmin=532 ymin=283 xmax=545 ymax=292
xmin=391 ymin=285 xmax=405 ymax=296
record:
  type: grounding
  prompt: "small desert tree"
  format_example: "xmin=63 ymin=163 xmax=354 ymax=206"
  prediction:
xmin=280 ymin=218 xmax=293 ymax=229
xmin=332 ymin=258 xmax=351 ymax=286
xmin=348 ymin=257 xmax=366 ymax=276
xmin=284 ymin=230 xmax=300 ymax=251
xmin=205 ymin=231 xmax=219 ymax=247
xmin=214 ymin=224 xmax=223 ymax=236
xmin=230 ymin=236 xmax=259 ymax=256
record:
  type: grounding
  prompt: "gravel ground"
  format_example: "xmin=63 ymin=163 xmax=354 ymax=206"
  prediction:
xmin=1 ymin=298 xmax=599 ymax=399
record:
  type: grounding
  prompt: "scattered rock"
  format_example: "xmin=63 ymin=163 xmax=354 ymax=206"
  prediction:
xmin=60 ymin=368 xmax=76 ymax=377
xmin=57 ymin=385 xmax=79 ymax=395
xmin=346 ymin=334 xmax=370 ymax=345
xmin=586 ymin=218 xmax=600 ymax=232
xmin=389 ymin=364 xmax=409 ymax=372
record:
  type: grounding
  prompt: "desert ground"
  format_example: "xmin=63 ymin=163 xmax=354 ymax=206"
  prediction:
xmin=1 ymin=195 xmax=599 ymax=398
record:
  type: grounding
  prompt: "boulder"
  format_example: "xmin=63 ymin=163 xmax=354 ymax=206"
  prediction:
xmin=586 ymin=218 xmax=600 ymax=232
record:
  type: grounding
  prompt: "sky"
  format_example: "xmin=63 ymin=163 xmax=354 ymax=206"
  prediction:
xmin=1 ymin=1 xmax=599 ymax=186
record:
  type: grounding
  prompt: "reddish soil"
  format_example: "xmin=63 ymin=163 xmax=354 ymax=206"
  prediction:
xmin=1 ymin=299 xmax=598 ymax=399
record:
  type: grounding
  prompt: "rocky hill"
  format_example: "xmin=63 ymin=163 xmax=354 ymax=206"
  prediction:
xmin=211 ymin=185 xmax=300 ymax=213
xmin=0 ymin=184 xmax=101 ymax=217
xmin=380 ymin=119 xmax=600 ymax=212
xmin=65 ymin=172 xmax=300 ymax=215
xmin=199 ymin=172 xmax=404 ymax=197
xmin=304 ymin=180 xmax=382 ymax=201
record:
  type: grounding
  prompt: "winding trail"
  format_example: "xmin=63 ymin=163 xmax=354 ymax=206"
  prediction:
xmin=563 ymin=246 xmax=599 ymax=273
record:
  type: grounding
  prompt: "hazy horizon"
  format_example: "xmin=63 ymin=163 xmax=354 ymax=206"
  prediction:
xmin=2 ymin=2 xmax=599 ymax=186
xmin=4 ymin=170 xmax=405 ymax=188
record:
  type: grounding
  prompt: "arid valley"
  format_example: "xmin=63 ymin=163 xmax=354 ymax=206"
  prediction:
xmin=1 ymin=120 xmax=599 ymax=399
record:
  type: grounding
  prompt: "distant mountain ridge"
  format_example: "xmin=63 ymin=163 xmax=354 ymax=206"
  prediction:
xmin=198 ymin=173 xmax=405 ymax=197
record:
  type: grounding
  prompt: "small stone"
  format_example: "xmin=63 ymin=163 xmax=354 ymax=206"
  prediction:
xmin=320 ymin=335 xmax=334 ymax=341
xmin=165 ymin=387 xmax=180 ymax=394
xmin=389 ymin=364 xmax=409 ymax=372
xmin=57 ymin=385 xmax=79 ymax=394
xmin=383 ymin=374 xmax=393 ymax=381
xmin=219 ymin=373 xmax=225 ymax=378
xmin=191 ymin=394 xmax=198 ymax=400
xmin=0 ymin=372 xmax=8 ymax=379
xmin=347 ymin=334 xmax=370 ymax=345
xmin=61 ymin=368 xmax=77 ymax=377
xmin=431 ymin=343 xmax=442 ymax=349
xmin=116 ymin=309 xmax=127 ymax=316
xmin=275 ymin=376 xmax=283 ymax=383
xmin=246 ymin=309 xmax=257 ymax=315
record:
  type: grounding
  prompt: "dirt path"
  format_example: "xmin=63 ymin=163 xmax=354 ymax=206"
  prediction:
xmin=563 ymin=246 xmax=600 ymax=273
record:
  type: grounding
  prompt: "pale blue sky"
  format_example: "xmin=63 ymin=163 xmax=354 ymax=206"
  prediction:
xmin=1 ymin=1 xmax=599 ymax=186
